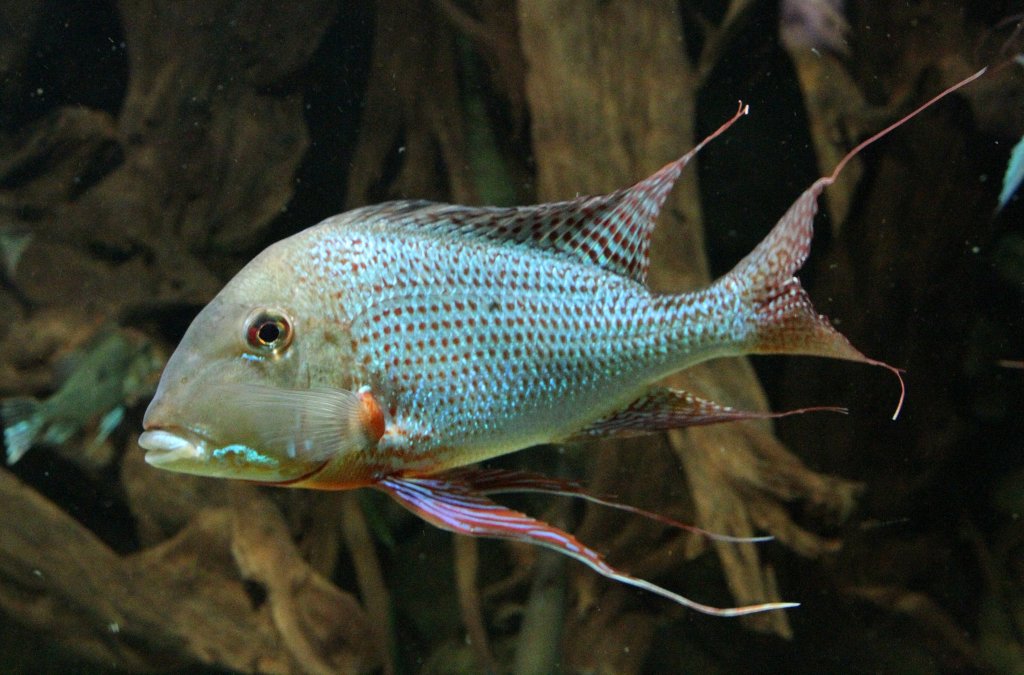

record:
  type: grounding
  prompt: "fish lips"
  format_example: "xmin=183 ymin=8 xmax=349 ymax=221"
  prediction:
xmin=139 ymin=425 xmax=327 ymax=484
xmin=139 ymin=428 xmax=207 ymax=468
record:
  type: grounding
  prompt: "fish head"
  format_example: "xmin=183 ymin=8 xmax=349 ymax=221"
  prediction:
xmin=140 ymin=239 xmax=374 ymax=484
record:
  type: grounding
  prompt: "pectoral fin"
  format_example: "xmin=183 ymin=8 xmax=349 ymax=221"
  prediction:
xmin=376 ymin=472 xmax=796 ymax=617
xmin=205 ymin=384 xmax=384 ymax=462
xmin=567 ymin=387 xmax=844 ymax=441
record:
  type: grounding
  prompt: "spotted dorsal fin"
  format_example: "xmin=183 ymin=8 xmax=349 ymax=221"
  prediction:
xmin=357 ymin=104 xmax=748 ymax=283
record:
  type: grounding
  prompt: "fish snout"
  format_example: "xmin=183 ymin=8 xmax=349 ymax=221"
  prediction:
xmin=139 ymin=371 xmax=208 ymax=467
xmin=141 ymin=390 xmax=173 ymax=431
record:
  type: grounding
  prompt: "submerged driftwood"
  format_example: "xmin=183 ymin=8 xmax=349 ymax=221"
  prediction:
xmin=0 ymin=1 xmax=1019 ymax=673
xmin=0 ymin=465 xmax=378 ymax=672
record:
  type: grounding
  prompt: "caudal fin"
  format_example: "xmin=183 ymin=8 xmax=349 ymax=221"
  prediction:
xmin=2 ymin=397 xmax=43 ymax=464
xmin=716 ymin=69 xmax=986 ymax=419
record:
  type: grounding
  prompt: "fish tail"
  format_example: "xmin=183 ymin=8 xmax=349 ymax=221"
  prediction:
xmin=2 ymin=397 xmax=44 ymax=464
xmin=709 ymin=183 xmax=906 ymax=418
xmin=715 ymin=187 xmax=864 ymax=365
xmin=671 ymin=68 xmax=983 ymax=417
xmin=698 ymin=70 xmax=988 ymax=419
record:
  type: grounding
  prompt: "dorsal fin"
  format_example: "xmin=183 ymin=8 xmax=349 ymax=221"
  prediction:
xmin=355 ymin=103 xmax=749 ymax=283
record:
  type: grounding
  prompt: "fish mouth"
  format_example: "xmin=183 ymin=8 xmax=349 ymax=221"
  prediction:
xmin=139 ymin=428 xmax=207 ymax=467
xmin=138 ymin=425 xmax=321 ymax=484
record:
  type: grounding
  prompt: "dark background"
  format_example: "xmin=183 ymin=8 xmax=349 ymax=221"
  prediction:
xmin=0 ymin=1 xmax=1022 ymax=673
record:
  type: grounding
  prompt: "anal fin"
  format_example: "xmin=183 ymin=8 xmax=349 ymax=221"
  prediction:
xmin=376 ymin=471 xmax=796 ymax=617
xmin=566 ymin=387 xmax=843 ymax=441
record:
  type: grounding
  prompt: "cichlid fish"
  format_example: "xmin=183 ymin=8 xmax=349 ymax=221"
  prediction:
xmin=0 ymin=223 xmax=33 ymax=282
xmin=4 ymin=327 xmax=163 ymax=465
xmin=140 ymin=71 xmax=983 ymax=616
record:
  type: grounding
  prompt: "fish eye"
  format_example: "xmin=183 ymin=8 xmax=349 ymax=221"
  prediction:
xmin=244 ymin=309 xmax=293 ymax=357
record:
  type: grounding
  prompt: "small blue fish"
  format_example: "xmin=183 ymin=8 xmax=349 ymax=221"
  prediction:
xmin=998 ymin=134 xmax=1024 ymax=212
xmin=3 ymin=327 xmax=162 ymax=465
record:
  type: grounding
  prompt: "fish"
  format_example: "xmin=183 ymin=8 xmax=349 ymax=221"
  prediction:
xmin=0 ymin=223 xmax=33 ymax=281
xmin=139 ymin=70 xmax=983 ymax=617
xmin=780 ymin=0 xmax=850 ymax=55
xmin=997 ymin=133 xmax=1024 ymax=213
xmin=4 ymin=326 xmax=164 ymax=465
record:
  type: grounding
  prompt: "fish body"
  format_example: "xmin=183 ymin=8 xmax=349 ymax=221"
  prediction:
xmin=140 ymin=72 xmax=982 ymax=615
xmin=280 ymin=203 xmax=762 ymax=475
xmin=141 ymin=104 xmax=867 ymax=490
xmin=3 ymin=327 xmax=163 ymax=465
